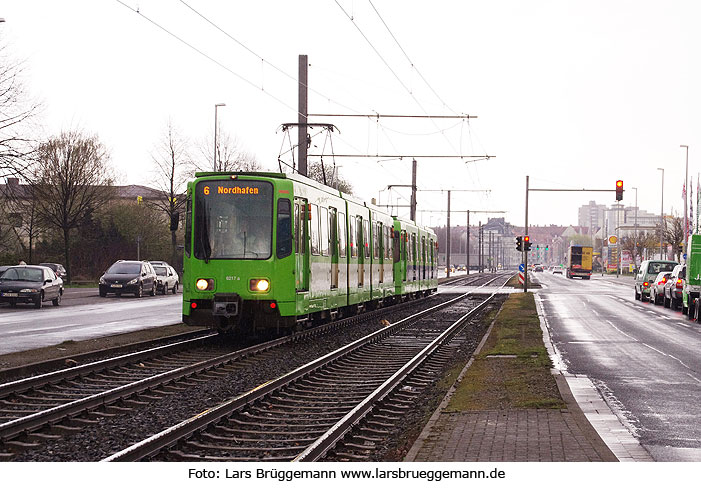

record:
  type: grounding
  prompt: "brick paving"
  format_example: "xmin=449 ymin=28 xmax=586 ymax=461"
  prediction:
xmin=408 ymin=408 xmax=610 ymax=462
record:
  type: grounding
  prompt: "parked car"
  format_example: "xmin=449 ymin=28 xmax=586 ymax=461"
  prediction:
xmin=99 ymin=260 xmax=157 ymax=298
xmin=0 ymin=265 xmax=63 ymax=308
xmin=39 ymin=262 xmax=67 ymax=279
xmin=663 ymin=264 xmax=685 ymax=310
xmin=634 ymin=260 xmax=678 ymax=302
xmin=153 ymin=264 xmax=179 ymax=294
xmin=650 ymin=271 xmax=673 ymax=305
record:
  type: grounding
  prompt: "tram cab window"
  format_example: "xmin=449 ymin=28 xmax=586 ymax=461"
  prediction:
xmin=276 ymin=198 xmax=292 ymax=259
xmin=194 ymin=180 xmax=272 ymax=260
xmin=185 ymin=193 xmax=192 ymax=256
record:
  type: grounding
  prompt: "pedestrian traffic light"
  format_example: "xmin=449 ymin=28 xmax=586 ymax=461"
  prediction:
xmin=616 ymin=180 xmax=623 ymax=201
xmin=516 ymin=236 xmax=523 ymax=251
xmin=524 ymin=235 xmax=531 ymax=251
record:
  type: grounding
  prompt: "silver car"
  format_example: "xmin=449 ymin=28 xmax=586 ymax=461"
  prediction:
xmin=152 ymin=263 xmax=179 ymax=294
xmin=650 ymin=271 xmax=673 ymax=305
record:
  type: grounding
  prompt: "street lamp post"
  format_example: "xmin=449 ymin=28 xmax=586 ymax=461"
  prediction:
xmin=213 ymin=103 xmax=226 ymax=171
xmin=632 ymin=186 xmax=638 ymax=269
xmin=681 ymin=145 xmax=689 ymax=259
xmin=658 ymin=167 xmax=665 ymax=260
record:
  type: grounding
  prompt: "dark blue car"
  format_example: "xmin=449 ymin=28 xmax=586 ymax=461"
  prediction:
xmin=0 ymin=265 xmax=64 ymax=308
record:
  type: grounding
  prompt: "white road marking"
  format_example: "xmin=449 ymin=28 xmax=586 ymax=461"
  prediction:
xmin=591 ymin=309 xmax=599 ymax=316
xmin=642 ymin=343 xmax=666 ymax=357
xmin=687 ymin=373 xmax=701 ymax=384
xmin=606 ymin=320 xmax=638 ymax=341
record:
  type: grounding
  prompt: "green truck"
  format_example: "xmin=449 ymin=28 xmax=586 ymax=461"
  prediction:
xmin=684 ymin=234 xmax=701 ymax=318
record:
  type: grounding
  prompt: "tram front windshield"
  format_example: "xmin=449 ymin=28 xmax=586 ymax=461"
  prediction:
xmin=194 ymin=180 xmax=273 ymax=260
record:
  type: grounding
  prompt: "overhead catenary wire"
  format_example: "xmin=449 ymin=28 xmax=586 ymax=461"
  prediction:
xmin=114 ymin=0 xmax=303 ymax=118
xmin=177 ymin=0 xmax=364 ymax=116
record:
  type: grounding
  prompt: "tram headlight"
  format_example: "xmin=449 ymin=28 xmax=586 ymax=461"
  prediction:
xmin=249 ymin=278 xmax=270 ymax=292
xmin=195 ymin=278 xmax=214 ymax=291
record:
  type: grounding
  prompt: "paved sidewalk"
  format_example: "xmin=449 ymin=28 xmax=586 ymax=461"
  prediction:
xmin=405 ymin=373 xmax=619 ymax=462
xmin=404 ymin=289 xmax=654 ymax=463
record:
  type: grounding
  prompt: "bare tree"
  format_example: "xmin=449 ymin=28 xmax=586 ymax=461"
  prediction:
xmin=193 ymin=130 xmax=261 ymax=174
xmin=150 ymin=121 xmax=190 ymax=269
xmin=664 ymin=215 xmax=684 ymax=262
xmin=32 ymin=131 xmax=114 ymax=281
xmin=307 ymin=161 xmax=354 ymax=194
xmin=0 ymin=178 xmax=43 ymax=262
xmin=0 ymin=37 xmax=41 ymax=179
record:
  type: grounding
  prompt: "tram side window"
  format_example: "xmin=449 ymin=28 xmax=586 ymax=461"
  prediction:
xmin=320 ymin=207 xmax=329 ymax=256
xmin=310 ymin=204 xmax=320 ymax=256
xmin=356 ymin=216 xmax=363 ymax=258
xmin=372 ymin=221 xmax=379 ymax=259
xmin=350 ymin=218 xmax=357 ymax=258
xmin=184 ymin=194 xmax=192 ymax=256
xmin=338 ymin=212 xmax=347 ymax=258
xmin=363 ymin=219 xmax=370 ymax=258
xmin=276 ymin=199 xmax=292 ymax=259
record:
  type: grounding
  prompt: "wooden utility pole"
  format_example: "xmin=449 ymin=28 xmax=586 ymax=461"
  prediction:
xmin=298 ymin=54 xmax=308 ymax=176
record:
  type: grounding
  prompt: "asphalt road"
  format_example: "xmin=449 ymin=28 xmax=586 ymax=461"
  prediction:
xmin=535 ymin=271 xmax=701 ymax=461
xmin=0 ymin=288 xmax=182 ymax=355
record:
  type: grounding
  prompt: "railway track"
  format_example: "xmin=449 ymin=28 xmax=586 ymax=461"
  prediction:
xmin=0 ymin=273 xmax=506 ymax=458
xmin=104 ymin=273 xmax=511 ymax=462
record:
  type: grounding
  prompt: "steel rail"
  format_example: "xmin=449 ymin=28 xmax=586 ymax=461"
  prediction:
xmin=0 ymin=289 xmax=452 ymax=444
xmin=294 ymin=279 xmax=508 ymax=461
xmin=103 ymin=275 xmax=507 ymax=462
xmin=0 ymin=334 xmax=218 ymax=399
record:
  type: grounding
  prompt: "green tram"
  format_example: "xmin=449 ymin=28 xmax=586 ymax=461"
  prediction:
xmin=182 ymin=171 xmax=438 ymax=335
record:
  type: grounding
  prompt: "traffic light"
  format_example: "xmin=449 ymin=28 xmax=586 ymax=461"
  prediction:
xmin=524 ymin=235 xmax=531 ymax=251
xmin=616 ymin=180 xmax=623 ymax=201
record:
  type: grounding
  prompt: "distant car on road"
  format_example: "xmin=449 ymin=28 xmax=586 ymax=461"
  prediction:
xmin=650 ymin=271 xmax=673 ymax=305
xmin=99 ymin=260 xmax=157 ymax=298
xmin=534 ymin=265 xmax=544 ymax=272
xmin=0 ymin=265 xmax=63 ymax=308
xmin=663 ymin=264 xmax=685 ymax=310
xmin=153 ymin=264 xmax=179 ymax=294
xmin=552 ymin=267 xmax=563 ymax=275
xmin=39 ymin=262 xmax=67 ymax=279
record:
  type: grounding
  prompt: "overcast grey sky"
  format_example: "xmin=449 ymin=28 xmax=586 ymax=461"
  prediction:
xmin=3 ymin=0 xmax=700 ymax=229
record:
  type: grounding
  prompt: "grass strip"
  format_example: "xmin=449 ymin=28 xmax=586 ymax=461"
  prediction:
xmin=445 ymin=292 xmax=564 ymax=411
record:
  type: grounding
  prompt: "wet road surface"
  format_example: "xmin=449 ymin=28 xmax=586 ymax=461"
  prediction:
xmin=536 ymin=272 xmax=701 ymax=461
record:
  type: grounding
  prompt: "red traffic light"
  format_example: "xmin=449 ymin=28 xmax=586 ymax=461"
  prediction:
xmin=524 ymin=235 xmax=530 ymax=242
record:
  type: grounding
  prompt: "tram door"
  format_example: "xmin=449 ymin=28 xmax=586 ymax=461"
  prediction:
xmin=329 ymin=208 xmax=338 ymax=289
xmin=357 ymin=216 xmax=365 ymax=286
xmin=294 ymin=199 xmax=309 ymax=292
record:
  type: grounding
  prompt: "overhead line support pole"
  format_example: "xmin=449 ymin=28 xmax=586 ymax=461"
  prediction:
xmin=298 ymin=54 xmax=308 ymax=176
